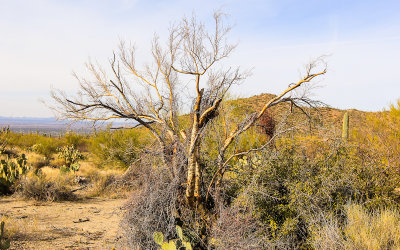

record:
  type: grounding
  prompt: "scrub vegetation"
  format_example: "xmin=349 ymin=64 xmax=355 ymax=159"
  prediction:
xmin=1 ymin=12 xmax=400 ymax=250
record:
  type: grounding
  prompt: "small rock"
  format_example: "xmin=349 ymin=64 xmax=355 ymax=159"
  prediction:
xmin=73 ymin=218 xmax=90 ymax=223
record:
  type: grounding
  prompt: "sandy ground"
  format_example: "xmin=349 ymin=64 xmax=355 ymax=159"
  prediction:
xmin=0 ymin=196 xmax=128 ymax=249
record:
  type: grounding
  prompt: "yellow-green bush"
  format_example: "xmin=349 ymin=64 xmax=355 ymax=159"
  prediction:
xmin=88 ymin=128 xmax=150 ymax=168
xmin=218 ymin=134 xmax=400 ymax=248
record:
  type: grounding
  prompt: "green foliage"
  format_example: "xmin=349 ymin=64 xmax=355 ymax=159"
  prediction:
xmin=58 ymin=145 xmax=83 ymax=173
xmin=0 ymin=221 xmax=10 ymax=250
xmin=0 ymin=154 xmax=28 ymax=194
xmin=153 ymin=226 xmax=192 ymax=250
xmin=8 ymin=133 xmax=63 ymax=158
xmin=64 ymin=132 xmax=87 ymax=150
xmin=88 ymin=128 xmax=148 ymax=168
xmin=225 ymin=136 xmax=400 ymax=247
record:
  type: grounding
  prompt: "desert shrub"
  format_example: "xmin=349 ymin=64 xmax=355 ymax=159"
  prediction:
xmin=17 ymin=172 xmax=76 ymax=201
xmin=87 ymin=171 xmax=118 ymax=197
xmin=8 ymin=133 xmax=63 ymax=154
xmin=88 ymin=128 xmax=149 ymax=168
xmin=48 ymin=157 xmax=64 ymax=168
xmin=353 ymin=100 xmax=400 ymax=175
xmin=121 ymin=156 xmax=187 ymax=249
xmin=0 ymin=215 xmax=36 ymax=248
xmin=309 ymin=213 xmax=345 ymax=250
xmin=29 ymin=141 xmax=58 ymax=160
xmin=215 ymin=134 xmax=400 ymax=248
xmin=211 ymin=204 xmax=272 ymax=249
xmin=24 ymin=152 xmax=47 ymax=169
xmin=64 ymin=132 xmax=88 ymax=152
xmin=310 ymin=203 xmax=400 ymax=250
xmin=343 ymin=204 xmax=400 ymax=249
xmin=87 ymin=172 xmax=115 ymax=196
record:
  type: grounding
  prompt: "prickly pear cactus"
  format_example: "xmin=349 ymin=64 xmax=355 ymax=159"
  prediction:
xmin=0 ymin=221 xmax=11 ymax=250
xmin=58 ymin=145 xmax=83 ymax=173
xmin=153 ymin=226 xmax=192 ymax=250
xmin=0 ymin=154 xmax=28 ymax=193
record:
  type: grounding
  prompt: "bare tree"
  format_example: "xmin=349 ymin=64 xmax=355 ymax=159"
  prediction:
xmin=51 ymin=12 xmax=326 ymax=211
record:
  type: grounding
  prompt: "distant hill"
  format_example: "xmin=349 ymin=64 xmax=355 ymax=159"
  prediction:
xmin=0 ymin=93 xmax=379 ymax=135
xmin=227 ymin=93 xmax=378 ymax=131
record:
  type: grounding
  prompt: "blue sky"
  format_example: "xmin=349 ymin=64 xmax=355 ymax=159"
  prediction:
xmin=1 ymin=0 xmax=400 ymax=117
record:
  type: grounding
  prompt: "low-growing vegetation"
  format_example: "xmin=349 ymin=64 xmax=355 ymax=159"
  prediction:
xmin=3 ymin=95 xmax=400 ymax=249
xmin=1 ymin=10 xmax=400 ymax=250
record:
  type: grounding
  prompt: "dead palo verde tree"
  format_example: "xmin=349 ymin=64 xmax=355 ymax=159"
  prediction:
xmin=51 ymin=12 xmax=326 ymax=209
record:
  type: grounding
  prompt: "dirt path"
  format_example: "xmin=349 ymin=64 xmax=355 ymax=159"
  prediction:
xmin=0 ymin=197 xmax=128 ymax=249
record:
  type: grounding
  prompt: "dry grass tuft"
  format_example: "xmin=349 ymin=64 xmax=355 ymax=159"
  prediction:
xmin=24 ymin=152 xmax=48 ymax=169
xmin=1 ymin=216 xmax=38 ymax=242
xmin=85 ymin=168 xmax=132 ymax=198
xmin=17 ymin=172 xmax=76 ymax=202
xmin=311 ymin=204 xmax=400 ymax=250
xmin=40 ymin=167 xmax=61 ymax=181
xmin=344 ymin=204 xmax=400 ymax=249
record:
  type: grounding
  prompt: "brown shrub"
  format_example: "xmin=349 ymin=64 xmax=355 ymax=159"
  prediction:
xmin=119 ymin=157 xmax=187 ymax=249
xmin=17 ymin=173 xmax=76 ymax=202
xmin=257 ymin=110 xmax=275 ymax=138
xmin=211 ymin=205 xmax=268 ymax=249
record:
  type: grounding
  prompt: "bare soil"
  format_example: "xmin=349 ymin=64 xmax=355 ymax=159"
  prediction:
xmin=0 ymin=196 xmax=128 ymax=249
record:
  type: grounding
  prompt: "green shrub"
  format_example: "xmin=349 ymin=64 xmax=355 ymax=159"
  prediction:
xmin=221 ymin=137 xmax=400 ymax=248
xmin=8 ymin=133 xmax=63 ymax=154
xmin=88 ymin=128 xmax=148 ymax=168
xmin=29 ymin=139 xmax=59 ymax=159
xmin=64 ymin=132 xmax=87 ymax=151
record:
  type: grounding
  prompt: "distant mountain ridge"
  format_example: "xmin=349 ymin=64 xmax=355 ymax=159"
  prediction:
xmin=0 ymin=116 xmax=131 ymax=134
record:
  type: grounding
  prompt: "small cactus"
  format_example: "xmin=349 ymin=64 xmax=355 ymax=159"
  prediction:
xmin=153 ymin=226 xmax=192 ymax=250
xmin=0 ymin=154 xmax=28 ymax=193
xmin=342 ymin=112 xmax=349 ymax=141
xmin=0 ymin=221 xmax=11 ymax=250
xmin=58 ymin=145 xmax=83 ymax=173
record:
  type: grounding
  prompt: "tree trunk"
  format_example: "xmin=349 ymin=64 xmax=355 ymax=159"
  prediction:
xmin=186 ymin=120 xmax=201 ymax=207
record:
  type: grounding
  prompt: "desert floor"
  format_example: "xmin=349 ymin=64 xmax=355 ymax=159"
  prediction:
xmin=0 ymin=196 xmax=128 ymax=249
